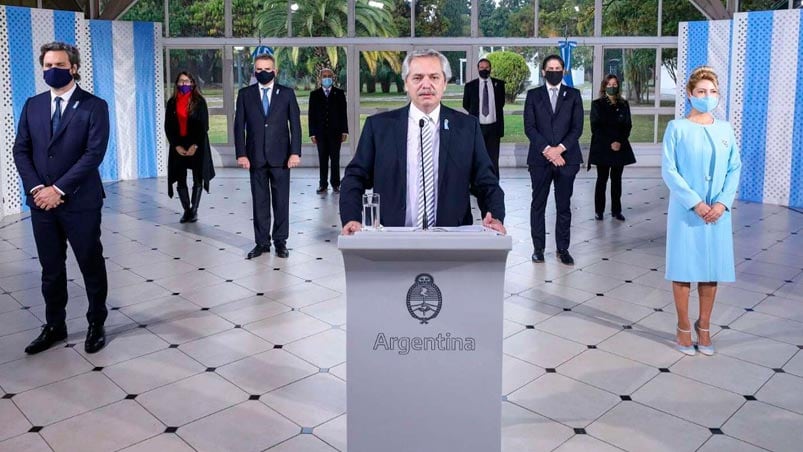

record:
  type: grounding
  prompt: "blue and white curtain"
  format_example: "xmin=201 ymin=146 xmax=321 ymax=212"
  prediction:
xmin=0 ymin=6 xmax=165 ymax=216
xmin=678 ymin=9 xmax=803 ymax=208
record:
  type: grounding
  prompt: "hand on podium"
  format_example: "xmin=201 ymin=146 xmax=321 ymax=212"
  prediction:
xmin=483 ymin=212 xmax=506 ymax=235
xmin=342 ymin=221 xmax=362 ymax=235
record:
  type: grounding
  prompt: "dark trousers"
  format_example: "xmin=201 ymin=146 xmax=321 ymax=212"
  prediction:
xmin=31 ymin=208 xmax=108 ymax=326
xmin=594 ymin=165 xmax=624 ymax=215
xmin=316 ymin=134 xmax=342 ymax=188
xmin=175 ymin=165 xmax=203 ymax=188
xmin=250 ymin=164 xmax=290 ymax=247
xmin=529 ymin=164 xmax=580 ymax=251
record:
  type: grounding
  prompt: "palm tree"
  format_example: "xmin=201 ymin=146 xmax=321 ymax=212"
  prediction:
xmin=254 ymin=0 xmax=401 ymax=78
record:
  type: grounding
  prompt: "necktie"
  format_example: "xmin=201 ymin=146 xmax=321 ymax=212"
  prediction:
xmin=52 ymin=96 xmax=62 ymax=134
xmin=482 ymin=81 xmax=490 ymax=117
xmin=325 ymin=89 xmax=330 ymax=97
xmin=550 ymin=88 xmax=558 ymax=113
xmin=418 ymin=116 xmax=436 ymax=229
xmin=262 ymin=88 xmax=270 ymax=116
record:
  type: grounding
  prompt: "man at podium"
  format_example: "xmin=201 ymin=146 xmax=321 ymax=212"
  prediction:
xmin=340 ymin=49 xmax=506 ymax=235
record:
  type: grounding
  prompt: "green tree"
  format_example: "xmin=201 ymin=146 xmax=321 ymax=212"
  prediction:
xmin=487 ymin=51 xmax=530 ymax=103
xmin=255 ymin=0 xmax=401 ymax=80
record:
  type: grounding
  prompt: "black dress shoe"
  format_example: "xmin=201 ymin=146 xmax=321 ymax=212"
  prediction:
xmin=246 ymin=245 xmax=270 ymax=259
xmin=332 ymin=186 xmax=340 ymax=193
xmin=557 ymin=249 xmax=575 ymax=265
xmin=613 ymin=213 xmax=626 ymax=221
xmin=595 ymin=213 xmax=603 ymax=221
xmin=25 ymin=324 xmax=67 ymax=355
xmin=316 ymin=186 xmax=327 ymax=194
xmin=531 ymin=249 xmax=545 ymax=263
xmin=275 ymin=243 xmax=289 ymax=258
xmin=84 ymin=323 xmax=106 ymax=354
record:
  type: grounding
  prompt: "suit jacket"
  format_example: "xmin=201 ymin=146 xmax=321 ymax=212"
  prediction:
xmin=588 ymin=97 xmax=636 ymax=169
xmin=308 ymin=86 xmax=348 ymax=138
xmin=234 ymin=83 xmax=301 ymax=167
xmin=523 ymin=84 xmax=584 ymax=166
xmin=462 ymin=77 xmax=505 ymax=137
xmin=340 ymin=104 xmax=505 ymax=227
xmin=13 ymin=86 xmax=109 ymax=211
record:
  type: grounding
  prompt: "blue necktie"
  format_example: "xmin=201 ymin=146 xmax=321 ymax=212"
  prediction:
xmin=262 ymin=88 xmax=270 ymax=116
xmin=52 ymin=96 xmax=62 ymax=134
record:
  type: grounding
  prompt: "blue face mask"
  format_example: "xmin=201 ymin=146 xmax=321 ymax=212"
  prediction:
xmin=321 ymin=78 xmax=333 ymax=88
xmin=689 ymin=95 xmax=719 ymax=113
xmin=178 ymin=85 xmax=192 ymax=94
xmin=43 ymin=67 xmax=73 ymax=89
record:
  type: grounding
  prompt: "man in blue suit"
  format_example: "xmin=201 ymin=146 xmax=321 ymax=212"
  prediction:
xmin=524 ymin=55 xmax=584 ymax=265
xmin=234 ymin=53 xmax=302 ymax=259
xmin=13 ymin=42 xmax=110 ymax=354
xmin=340 ymin=49 xmax=505 ymax=235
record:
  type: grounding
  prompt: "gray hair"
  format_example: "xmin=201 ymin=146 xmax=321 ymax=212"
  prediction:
xmin=401 ymin=49 xmax=452 ymax=81
xmin=39 ymin=41 xmax=81 ymax=81
xmin=320 ymin=68 xmax=334 ymax=76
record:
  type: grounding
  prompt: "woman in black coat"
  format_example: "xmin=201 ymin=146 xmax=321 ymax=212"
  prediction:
xmin=589 ymin=74 xmax=636 ymax=221
xmin=165 ymin=71 xmax=215 ymax=223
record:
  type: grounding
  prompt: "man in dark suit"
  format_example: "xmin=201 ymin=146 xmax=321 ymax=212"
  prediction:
xmin=309 ymin=68 xmax=348 ymax=194
xmin=524 ymin=55 xmax=584 ymax=265
xmin=234 ymin=53 xmax=302 ymax=259
xmin=340 ymin=49 xmax=505 ymax=235
xmin=463 ymin=58 xmax=505 ymax=177
xmin=13 ymin=42 xmax=110 ymax=354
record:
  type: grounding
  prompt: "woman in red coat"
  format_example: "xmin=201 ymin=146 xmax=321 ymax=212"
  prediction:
xmin=165 ymin=71 xmax=215 ymax=223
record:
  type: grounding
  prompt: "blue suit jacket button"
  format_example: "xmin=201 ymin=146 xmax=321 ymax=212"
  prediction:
xmin=705 ymin=176 xmax=712 ymax=181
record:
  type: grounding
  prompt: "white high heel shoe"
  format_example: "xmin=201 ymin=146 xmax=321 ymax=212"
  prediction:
xmin=695 ymin=320 xmax=715 ymax=356
xmin=676 ymin=326 xmax=697 ymax=356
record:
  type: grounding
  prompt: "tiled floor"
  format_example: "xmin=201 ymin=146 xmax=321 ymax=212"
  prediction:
xmin=1 ymin=167 xmax=802 ymax=452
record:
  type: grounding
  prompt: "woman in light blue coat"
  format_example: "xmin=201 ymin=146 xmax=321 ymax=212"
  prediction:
xmin=662 ymin=66 xmax=741 ymax=356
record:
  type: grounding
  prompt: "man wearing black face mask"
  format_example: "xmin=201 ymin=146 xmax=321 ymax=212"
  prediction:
xmin=234 ymin=53 xmax=302 ymax=259
xmin=462 ymin=58 xmax=506 ymax=220
xmin=13 ymin=42 xmax=110 ymax=354
xmin=523 ymin=54 xmax=584 ymax=265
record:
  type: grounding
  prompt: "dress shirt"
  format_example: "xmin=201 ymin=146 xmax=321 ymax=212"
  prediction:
xmin=478 ymin=78 xmax=497 ymax=125
xmin=405 ymin=103 xmax=441 ymax=227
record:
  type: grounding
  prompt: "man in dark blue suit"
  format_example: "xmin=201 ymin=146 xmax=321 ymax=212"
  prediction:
xmin=234 ymin=53 xmax=302 ymax=259
xmin=13 ymin=42 xmax=110 ymax=354
xmin=524 ymin=55 xmax=584 ymax=265
xmin=340 ymin=49 xmax=505 ymax=235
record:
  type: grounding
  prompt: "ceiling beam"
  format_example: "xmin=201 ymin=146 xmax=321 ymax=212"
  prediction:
xmin=688 ymin=0 xmax=733 ymax=20
xmin=99 ymin=0 xmax=139 ymax=20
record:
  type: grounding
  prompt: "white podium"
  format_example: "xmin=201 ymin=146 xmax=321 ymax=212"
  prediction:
xmin=339 ymin=228 xmax=512 ymax=452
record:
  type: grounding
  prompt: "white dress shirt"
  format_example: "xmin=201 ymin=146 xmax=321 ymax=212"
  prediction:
xmin=405 ymin=103 xmax=441 ymax=227
xmin=478 ymin=78 xmax=497 ymax=125
xmin=544 ymin=81 xmax=566 ymax=153
xmin=259 ymin=81 xmax=274 ymax=102
xmin=51 ymin=83 xmax=76 ymax=118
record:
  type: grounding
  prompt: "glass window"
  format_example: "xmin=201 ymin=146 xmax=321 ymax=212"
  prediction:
xmin=630 ymin=114 xmax=657 ymax=143
xmin=415 ymin=0 xmax=471 ymax=37
xmin=167 ymin=49 xmax=224 ymax=106
xmin=233 ymin=0 xmax=262 ymax=37
xmin=602 ymin=48 xmax=657 ymax=107
xmin=603 ymin=0 xmax=658 ymax=36
xmin=119 ymin=0 xmax=164 ymax=22
xmin=658 ymin=114 xmax=674 ymax=142
xmin=661 ymin=1 xmax=704 ymax=36
xmin=360 ymin=0 xmax=410 ymax=38
xmin=168 ymin=0 xmax=224 ymax=37
xmin=740 ymin=0 xmax=789 ymax=11
xmin=660 ymin=48 xmax=679 ymax=108
xmin=538 ymin=0 xmax=595 ymax=38
xmin=480 ymin=0 xmax=535 ymax=38
xmin=208 ymin=114 xmax=228 ymax=144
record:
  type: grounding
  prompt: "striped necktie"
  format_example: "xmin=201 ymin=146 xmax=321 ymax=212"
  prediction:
xmin=418 ymin=116 xmax=436 ymax=229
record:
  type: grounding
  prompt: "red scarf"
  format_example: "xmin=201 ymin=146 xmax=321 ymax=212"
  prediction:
xmin=176 ymin=92 xmax=191 ymax=137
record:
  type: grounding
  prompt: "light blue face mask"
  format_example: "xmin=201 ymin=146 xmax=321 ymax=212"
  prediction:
xmin=322 ymin=77 xmax=333 ymax=88
xmin=689 ymin=95 xmax=719 ymax=113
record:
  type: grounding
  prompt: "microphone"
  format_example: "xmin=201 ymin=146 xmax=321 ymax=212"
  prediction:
xmin=419 ymin=118 xmax=429 ymax=230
